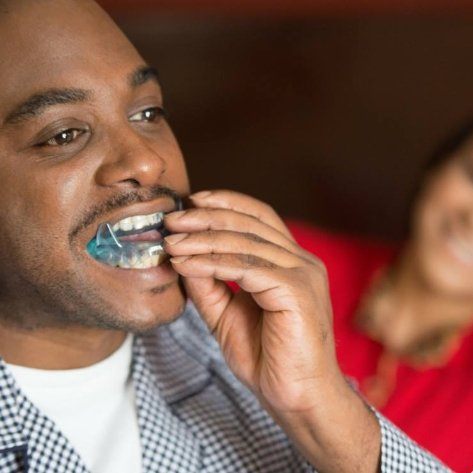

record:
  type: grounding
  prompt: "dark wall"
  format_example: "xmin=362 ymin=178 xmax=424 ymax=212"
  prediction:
xmin=114 ymin=13 xmax=473 ymax=239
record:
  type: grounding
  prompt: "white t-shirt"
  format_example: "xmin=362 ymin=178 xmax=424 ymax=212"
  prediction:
xmin=7 ymin=334 xmax=142 ymax=473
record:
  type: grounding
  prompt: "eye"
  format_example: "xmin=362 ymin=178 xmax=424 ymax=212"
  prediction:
xmin=41 ymin=128 xmax=86 ymax=147
xmin=129 ymin=107 xmax=166 ymax=123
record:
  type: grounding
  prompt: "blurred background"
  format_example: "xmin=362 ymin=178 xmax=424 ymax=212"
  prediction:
xmin=99 ymin=0 xmax=473 ymax=240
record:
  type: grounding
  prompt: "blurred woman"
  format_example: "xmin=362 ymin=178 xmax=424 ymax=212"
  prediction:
xmin=288 ymin=121 xmax=473 ymax=473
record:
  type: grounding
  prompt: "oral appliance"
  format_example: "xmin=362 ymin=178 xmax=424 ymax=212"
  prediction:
xmin=87 ymin=196 xmax=182 ymax=269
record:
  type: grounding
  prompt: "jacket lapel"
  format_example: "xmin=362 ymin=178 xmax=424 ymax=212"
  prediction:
xmin=0 ymin=361 xmax=28 ymax=472
xmin=133 ymin=322 xmax=208 ymax=473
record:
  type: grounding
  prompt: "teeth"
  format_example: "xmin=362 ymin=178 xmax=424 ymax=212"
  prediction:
xmin=117 ymin=255 xmax=160 ymax=270
xmin=136 ymin=259 xmax=146 ymax=269
xmin=120 ymin=218 xmax=133 ymax=232
xmin=447 ymin=234 xmax=473 ymax=265
xmin=93 ymin=212 xmax=167 ymax=270
xmin=131 ymin=216 xmax=146 ymax=230
xmin=112 ymin=212 xmax=163 ymax=233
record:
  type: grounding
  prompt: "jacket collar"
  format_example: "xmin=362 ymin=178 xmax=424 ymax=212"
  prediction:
xmin=129 ymin=302 xmax=224 ymax=473
xmin=0 ymin=303 xmax=210 ymax=472
xmin=0 ymin=362 xmax=28 ymax=454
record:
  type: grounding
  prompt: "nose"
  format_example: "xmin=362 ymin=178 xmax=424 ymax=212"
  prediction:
xmin=95 ymin=126 xmax=166 ymax=189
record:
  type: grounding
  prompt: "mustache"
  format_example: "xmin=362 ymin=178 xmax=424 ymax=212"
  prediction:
xmin=69 ymin=186 xmax=182 ymax=242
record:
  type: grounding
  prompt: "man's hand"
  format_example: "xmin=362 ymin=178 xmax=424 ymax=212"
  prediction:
xmin=165 ymin=190 xmax=380 ymax=473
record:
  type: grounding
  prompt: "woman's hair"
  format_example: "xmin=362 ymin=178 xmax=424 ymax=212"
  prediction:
xmin=403 ymin=118 xmax=473 ymax=237
xmin=423 ymin=118 xmax=473 ymax=174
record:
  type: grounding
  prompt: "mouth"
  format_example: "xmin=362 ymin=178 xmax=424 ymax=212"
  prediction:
xmin=442 ymin=218 xmax=473 ymax=266
xmin=446 ymin=232 xmax=473 ymax=266
xmin=87 ymin=197 xmax=182 ymax=270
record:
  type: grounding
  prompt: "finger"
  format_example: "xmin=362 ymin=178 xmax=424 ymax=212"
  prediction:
xmin=165 ymin=207 xmax=314 ymax=263
xmin=182 ymin=275 xmax=234 ymax=334
xmin=171 ymin=253 xmax=303 ymax=312
xmin=165 ymin=230 xmax=304 ymax=268
xmin=189 ymin=189 xmax=295 ymax=241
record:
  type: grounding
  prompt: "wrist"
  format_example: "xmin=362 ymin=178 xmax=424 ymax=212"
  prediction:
xmin=266 ymin=373 xmax=381 ymax=473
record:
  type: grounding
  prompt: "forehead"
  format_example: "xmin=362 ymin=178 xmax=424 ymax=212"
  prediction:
xmin=0 ymin=0 xmax=144 ymax=114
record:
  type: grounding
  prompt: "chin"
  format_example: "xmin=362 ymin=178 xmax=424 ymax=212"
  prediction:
xmin=90 ymin=282 xmax=187 ymax=333
xmin=123 ymin=285 xmax=187 ymax=332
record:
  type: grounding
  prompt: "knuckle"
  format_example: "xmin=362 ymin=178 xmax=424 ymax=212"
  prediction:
xmin=237 ymin=253 xmax=259 ymax=268
xmin=288 ymin=266 xmax=309 ymax=284
xmin=235 ymin=253 xmax=275 ymax=269
xmin=204 ymin=229 xmax=219 ymax=242
xmin=243 ymin=232 xmax=268 ymax=244
xmin=244 ymin=214 xmax=263 ymax=230
xmin=202 ymin=208 xmax=214 ymax=221
xmin=209 ymin=253 xmax=223 ymax=262
xmin=311 ymin=257 xmax=328 ymax=276
xmin=292 ymin=260 xmax=327 ymax=288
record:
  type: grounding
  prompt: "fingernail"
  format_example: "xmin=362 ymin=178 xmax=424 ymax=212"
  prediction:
xmin=166 ymin=210 xmax=186 ymax=219
xmin=165 ymin=233 xmax=188 ymax=245
xmin=190 ymin=190 xmax=211 ymax=200
xmin=171 ymin=256 xmax=190 ymax=264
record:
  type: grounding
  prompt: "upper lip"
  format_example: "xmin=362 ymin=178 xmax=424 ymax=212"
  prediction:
xmin=108 ymin=197 xmax=178 ymax=229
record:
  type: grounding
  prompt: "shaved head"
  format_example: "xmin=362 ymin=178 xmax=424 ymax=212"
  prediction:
xmin=0 ymin=0 xmax=95 ymax=15
xmin=0 ymin=0 xmax=189 ymax=333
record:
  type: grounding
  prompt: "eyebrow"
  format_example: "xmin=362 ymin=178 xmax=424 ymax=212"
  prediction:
xmin=3 ymin=65 xmax=160 ymax=127
xmin=129 ymin=65 xmax=160 ymax=88
xmin=4 ymin=88 xmax=90 ymax=126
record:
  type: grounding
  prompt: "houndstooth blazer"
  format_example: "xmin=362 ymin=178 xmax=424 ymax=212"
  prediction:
xmin=0 ymin=303 xmax=451 ymax=472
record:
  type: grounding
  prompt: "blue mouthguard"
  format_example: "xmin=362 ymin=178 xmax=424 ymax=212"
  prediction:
xmin=87 ymin=196 xmax=182 ymax=269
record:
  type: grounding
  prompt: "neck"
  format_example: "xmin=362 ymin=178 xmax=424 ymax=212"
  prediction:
xmin=358 ymin=245 xmax=473 ymax=364
xmin=0 ymin=323 xmax=127 ymax=369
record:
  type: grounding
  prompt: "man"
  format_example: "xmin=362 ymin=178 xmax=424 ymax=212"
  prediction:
xmin=0 ymin=0 xmax=450 ymax=472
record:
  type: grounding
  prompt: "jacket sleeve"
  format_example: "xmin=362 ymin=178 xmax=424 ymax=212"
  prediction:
xmin=374 ymin=410 xmax=452 ymax=473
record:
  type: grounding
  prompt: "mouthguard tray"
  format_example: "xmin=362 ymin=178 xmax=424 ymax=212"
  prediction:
xmin=87 ymin=196 xmax=182 ymax=269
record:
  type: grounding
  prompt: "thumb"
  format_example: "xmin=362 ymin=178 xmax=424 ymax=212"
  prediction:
xmin=182 ymin=276 xmax=233 ymax=334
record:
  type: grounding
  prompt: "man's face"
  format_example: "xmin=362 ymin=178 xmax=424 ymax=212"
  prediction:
xmin=0 ymin=0 xmax=190 ymax=331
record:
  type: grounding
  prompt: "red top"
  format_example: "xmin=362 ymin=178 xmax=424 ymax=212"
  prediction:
xmin=287 ymin=220 xmax=473 ymax=473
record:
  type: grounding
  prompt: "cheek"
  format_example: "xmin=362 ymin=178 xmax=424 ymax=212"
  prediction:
xmin=24 ymin=175 xmax=79 ymax=235
xmin=158 ymin=126 xmax=190 ymax=194
xmin=411 ymin=195 xmax=442 ymax=248
xmin=412 ymin=169 xmax=469 ymax=241
xmin=0 ymin=165 xmax=87 ymax=265
xmin=166 ymin=159 xmax=190 ymax=197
